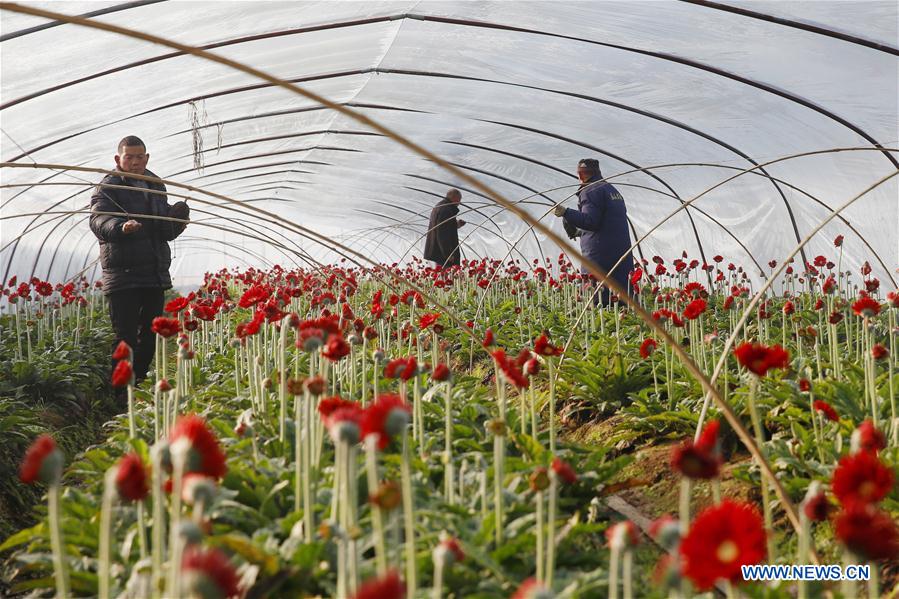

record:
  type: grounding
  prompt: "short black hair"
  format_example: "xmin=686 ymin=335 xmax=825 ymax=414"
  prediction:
xmin=578 ymin=158 xmax=601 ymax=177
xmin=445 ymin=188 xmax=461 ymax=200
xmin=118 ymin=136 xmax=146 ymax=154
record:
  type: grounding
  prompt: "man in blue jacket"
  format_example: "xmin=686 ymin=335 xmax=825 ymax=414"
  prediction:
xmin=553 ymin=159 xmax=633 ymax=305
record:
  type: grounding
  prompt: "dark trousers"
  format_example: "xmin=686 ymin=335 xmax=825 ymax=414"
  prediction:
xmin=108 ymin=288 xmax=165 ymax=382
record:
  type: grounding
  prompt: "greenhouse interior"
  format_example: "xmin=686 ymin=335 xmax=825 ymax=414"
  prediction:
xmin=0 ymin=1 xmax=897 ymax=597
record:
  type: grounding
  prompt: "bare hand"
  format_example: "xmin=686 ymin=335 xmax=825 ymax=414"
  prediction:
xmin=122 ymin=219 xmax=142 ymax=234
xmin=457 ymin=219 xmax=466 ymax=228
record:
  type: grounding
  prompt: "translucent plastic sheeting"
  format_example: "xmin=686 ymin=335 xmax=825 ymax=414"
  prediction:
xmin=1 ymin=1 xmax=896 ymax=290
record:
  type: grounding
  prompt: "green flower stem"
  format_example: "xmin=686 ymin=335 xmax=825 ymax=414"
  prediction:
xmin=279 ymin=320 xmax=288 ymax=443
xmin=444 ymin=381 xmax=455 ymax=505
xmin=841 ymin=550 xmax=855 ymax=599
xmin=166 ymin=446 xmax=186 ymax=599
xmin=546 ymin=473 xmax=558 ymax=588
xmin=294 ymin=393 xmax=302 ymax=514
xmin=150 ymin=446 xmax=166 ymax=599
xmin=548 ymin=360 xmax=557 ymax=454
xmin=529 ymin=384 xmax=539 ymax=441
xmin=48 ymin=482 xmax=70 ymax=599
xmin=535 ymin=489 xmax=545 ymax=582
xmin=127 ymin=383 xmax=136 ymax=440
xmin=94 ymin=472 xmax=115 ymax=599
xmin=364 ymin=437 xmax=388 ymax=575
xmin=608 ymin=543 xmax=621 ymax=599
xmin=748 ymin=377 xmax=776 ymax=562
xmin=361 ymin=338 xmax=368 ymax=406
xmin=622 ymin=548 xmax=633 ymax=599
xmin=868 ymin=562 xmax=879 ymax=599
xmin=798 ymin=512 xmax=809 ymax=599
xmin=401 ymin=430 xmax=418 ymax=598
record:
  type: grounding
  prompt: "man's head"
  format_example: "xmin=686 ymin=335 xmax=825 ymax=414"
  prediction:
xmin=115 ymin=135 xmax=149 ymax=175
xmin=576 ymin=158 xmax=601 ymax=184
xmin=446 ymin=188 xmax=462 ymax=204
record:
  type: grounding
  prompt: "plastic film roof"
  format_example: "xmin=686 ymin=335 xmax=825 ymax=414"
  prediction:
xmin=1 ymin=1 xmax=897 ymax=289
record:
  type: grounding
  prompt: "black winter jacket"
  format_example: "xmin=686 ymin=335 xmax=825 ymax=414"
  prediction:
xmin=89 ymin=169 xmax=188 ymax=294
xmin=423 ymin=198 xmax=461 ymax=267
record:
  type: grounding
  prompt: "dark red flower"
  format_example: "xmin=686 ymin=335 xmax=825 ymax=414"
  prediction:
xmin=511 ymin=578 xmax=548 ymax=599
xmin=361 ymin=394 xmax=411 ymax=450
xmin=418 ymin=313 xmax=440 ymax=330
xmin=871 ymin=344 xmax=889 ymax=360
xmin=151 ymin=317 xmax=181 ymax=338
xmin=321 ymin=334 xmax=351 ymax=362
xmin=115 ymin=452 xmax=149 ymax=502
xmin=437 ymin=537 xmax=465 ymax=563
xmin=551 ymin=457 xmax=577 ymax=484
xmin=432 ymin=363 xmax=451 ymax=382
xmin=803 ymin=491 xmax=832 ymax=522
xmin=834 ymin=504 xmax=899 ymax=561
xmin=111 ymin=360 xmax=134 ymax=388
xmin=318 ymin=396 xmax=357 ymax=423
xmin=853 ymin=420 xmax=886 ymax=454
xmin=165 ymin=296 xmax=191 ymax=314
xmin=834 ymin=235 xmax=844 ymax=247
xmin=831 ymin=451 xmax=894 ymax=506
xmin=733 ymin=342 xmax=790 ymax=377
xmin=798 ymin=378 xmax=811 ymax=393
xmin=679 ymin=500 xmax=766 ymax=590
xmin=351 ymin=570 xmax=405 ymax=599
xmin=812 ymin=400 xmax=839 ymax=422
xmin=828 ymin=311 xmax=844 ymax=325
xmin=238 ymin=284 xmax=270 ymax=309
xmin=169 ymin=415 xmax=227 ymax=479
xmin=482 ymin=328 xmax=495 ymax=348
xmin=533 ymin=333 xmax=562 ymax=357
xmin=671 ymin=420 xmax=722 ymax=479
xmin=181 ymin=546 xmax=241 ymax=598
xmin=683 ymin=298 xmax=707 ymax=320
xmin=19 ymin=434 xmax=62 ymax=484
xmin=491 ymin=349 xmax=530 ymax=389
xmin=112 ymin=340 xmax=132 ymax=361
xmin=384 ymin=356 xmax=417 ymax=382
xmin=852 ymin=296 xmax=880 ymax=318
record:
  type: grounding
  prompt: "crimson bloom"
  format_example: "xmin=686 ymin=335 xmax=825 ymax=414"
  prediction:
xmin=682 ymin=298 xmax=707 ymax=320
xmin=733 ymin=342 xmax=790 ymax=376
xmin=165 ymin=296 xmax=191 ymax=314
xmin=418 ymin=312 xmax=440 ymax=329
xmin=671 ymin=420 xmax=722 ymax=479
xmin=679 ymin=500 xmax=766 ymax=590
xmin=351 ymin=570 xmax=405 ymax=599
xmin=834 ymin=503 xmax=899 ymax=561
xmin=511 ymin=578 xmax=550 ymax=599
xmin=321 ymin=334 xmax=351 ymax=362
xmin=551 ymin=456 xmax=577 ymax=484
xmin=851 ymin=296 xmax=880 ymax=318
xmin=112 ymin=340 xmax=132 ymax=361
xmin=812 ymin=400 xmax=839 ymax=422
xmin=834 ymin=235 xmax=844 ymax=247
xmin=115 ymin=452 xmax=149 ymax=502
xmin=482 ymin=328 xmax=495 ymax=348
xmin=181 ymin=546 xmax=242 ymax=598
xmin=169 ymin=414 xmax=228 ymax=479
xmin=19 ymin=434 xmax=62 ymax=484
xmin=318 ymin=396 xmax=357 ymax=422
xmin=640 ymin=338 xmax=657 ymax=359
xmin=831 ymin=451 xmax=894 ymax=506
xmin=384 ymin=355 xmax=418 ymax=382
xmin=431 ymin=363 xmax=451 ymax=382
xmin=803 ymin=491 xmax=832 ymax=522
xmin=871 ymin=344 xmax=889 ymax=360
xmin=361 ymin=394 xmax=411 ymax=449
xmin=533 ymin=333 xmax=562 ymax=357
xmin=853 ymin=420 xmax=886 ymax=454
xmin=151 ymin=316 xmax=181 ymax=338
xmin=491 ymin=349 xmax=529 ymax=389
xmin=111 ymin=360 xmax=134 ymax=388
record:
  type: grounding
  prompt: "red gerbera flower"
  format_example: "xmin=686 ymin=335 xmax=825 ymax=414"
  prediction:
xmin=551 ymin=456 xmax=577 ymax=484
xmin=733 ymin=342 xmax=790 ymax=377
xmin=798 ymin=378 xmax=811 ymax=392
xmin=871 ymin=344 xmax=889 ymax=360
xmin=802 ymin=490 xmax=832 ymax=522
xmin=112 ymin=340 xmax=132 ymax=361
xmin=533 ymin=333 xmax=562 ymax=357
xmin=115 ymin=452 xmax=149 ymax=502
xmin=671 ymin=420 xmax=722 ymax=479
xmin=482 ymin=328 xmax=495 ymax=348
xmin=812 ymin=400 xmax=839 ymax=422
xmin=19 ymin=434 xmax=62 ymax=485
xmin=431 ymin=363 xmax=451 ymax=382
xmin=384 ymin=355 xmax=418 ymax=382
xmin=683 ymin=298 xmax=707 ymax=320
xmin=111 ymin=359 xmax=134 ymax=388
xmin=321 ymin=334 xmax=351 ymax=362
xmin=834 ymin=235 xmax=844 ymax=247
xmin=418 ymin=312 xmax=440 ymax=330
xmin=679 ymin=500 xmax=766 ymax=590
xmin=834 ymin=504 xmax=899 ymax=562
xmin=831 ymin=451 xmax=894 ymax=506
xmin=851 ymin=296 xmax=880 ymax=318
xmin=169 ymin=414 xmax=227 ymax=479
xmin=436 ymin=536 xmax=465 ymax=564
xmin=151 ymin=316 xmax=181 ymax=338
xmin=318 ymin=396 xmax=357 ymax=423
xmin=351 ymin=570 xmax=405 ymax=599
xmin=511 ymin=578 xmax=549 ymax=599
xmin=852 ymin=420 xmax=887 ymax=455
xmin=181 ymin=546 xmax=241 ymax=598
xmin=165 ymin=296 xmax=191 ymax=314
xmin=491 ymin=349 xmax=529 ymax=389
xmin=640 ymin=337 xmax=659 ymax=360
xmin=238 ymin=284 xmax=270 ymax=309
xmin=361 ymin=394 xmax=411 ymax=450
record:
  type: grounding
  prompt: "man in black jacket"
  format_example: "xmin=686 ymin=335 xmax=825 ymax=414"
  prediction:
xmin=90 ymin=136 xmax=189 ymax=385
xmin=423 ymin=189 xmax=466 ymax=268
